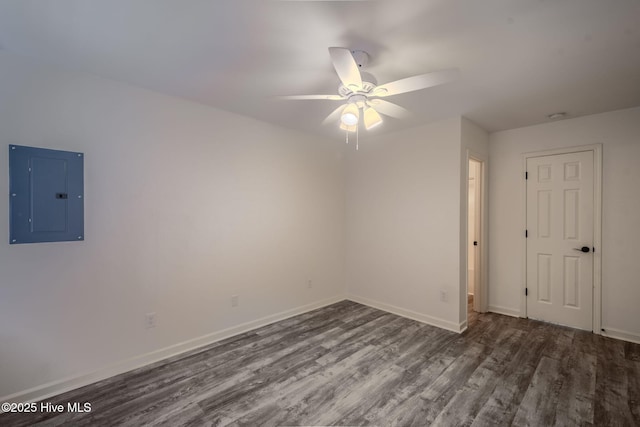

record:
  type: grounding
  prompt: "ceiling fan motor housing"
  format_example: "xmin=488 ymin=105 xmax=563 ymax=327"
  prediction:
xmin=347 ymin=94 xmax=368 ymax=109
xmin=351 ymin=50 xmax=369 ymax=68
xmin=338 ymin=81 xmax=377 ymax=98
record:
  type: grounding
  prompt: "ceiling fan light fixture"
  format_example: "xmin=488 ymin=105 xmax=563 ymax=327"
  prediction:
xmin=364 ymin=106 xmax=383 ymax=130
xmin=279 ymin=47 xmax=459 ymax=141
xmin=340 ymin=122 xmax=357 ymax=132
xmin=340 ymin=103 xmax=359 ymax=126
xmin=341 ymin=112 xmax=359 ymax=126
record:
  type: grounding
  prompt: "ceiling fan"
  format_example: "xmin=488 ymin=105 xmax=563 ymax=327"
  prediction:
xmin=279 ymin=47 xmax=459 ymax=132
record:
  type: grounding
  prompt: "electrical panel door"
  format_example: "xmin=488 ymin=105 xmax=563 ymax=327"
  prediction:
xmin=9 ymin=145 xmax=84 ymax=244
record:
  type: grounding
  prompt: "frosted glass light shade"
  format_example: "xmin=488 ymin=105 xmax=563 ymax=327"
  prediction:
xmin=340 ymin=122 xmax=357 ymax=132
xmin=363 ymin=106 xmax=383 ymax=130
xmin=340 ymin=103 xmax=359 ymax=126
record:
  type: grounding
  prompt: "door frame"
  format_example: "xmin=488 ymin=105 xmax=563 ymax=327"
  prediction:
xmin=521 ymin=144 xmax=602 ymax=333
xmin=466 ymin=150 xmax=488 ymax=316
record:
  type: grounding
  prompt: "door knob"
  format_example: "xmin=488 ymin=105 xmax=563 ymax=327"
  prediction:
xmin=573 ymin=246 xmax=590 ymax=253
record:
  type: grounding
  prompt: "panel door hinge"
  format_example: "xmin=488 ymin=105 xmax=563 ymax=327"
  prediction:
xmin=525 ymin=288 xmax=528 ymax=296
xmin=525 ymin=171 xmax=528 ymax=180
xmin=525 ymin=229 xmax=528 ymax=238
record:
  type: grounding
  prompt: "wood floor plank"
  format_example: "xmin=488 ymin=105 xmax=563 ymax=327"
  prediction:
xmin=393 ymin=327 xmax=456 ymax=373
xmin=275 ymin=324 xmax=422 ymax=423
xmin=510 ymin=325 xmax=577 ymax=425
xmin=327 ymin=364 xmax=407 ymax=426
xmin=430 ymin=327 xmax=526 ymax=426
xmin=470 ymin=321 xmax=553 ymax=426
xmin=594 ymin=336 xmax=637 ymax=426
xmin=360 ymin=349 xmax=457 ymax=424
xmin=2 ymin=300 xmax=639 ymax=427
xmin=549 ymin=329 xmax=596 ymax=426
xmin=418 ymin=343 xmax=490 ymax=424
xmin=628 ymin=360 xmax=640 ymax=425
xmin=625 ymin=340 xmax=640 ymax=362
xmin=222 ymin=344 xmax=381 ymax=426
xmin=553 ymin=352 xmax=596 ymax=427
xmin=512 ymin=356 xmax=564 ymax=426
xmin=317 ymin=312 xmax=400 ymax=355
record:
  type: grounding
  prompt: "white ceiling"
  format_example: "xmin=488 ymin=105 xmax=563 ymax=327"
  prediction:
xmin=0 ymin=0 xmax=639 ymax=137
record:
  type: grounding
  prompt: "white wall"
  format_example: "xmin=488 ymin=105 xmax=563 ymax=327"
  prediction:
xmin=489 ymin=107 xmax=640 ymax=342
xmin=0 ymin=52 xmax=346 ymax=399
xmin=345 ymin=118 xmax=464 ymax=331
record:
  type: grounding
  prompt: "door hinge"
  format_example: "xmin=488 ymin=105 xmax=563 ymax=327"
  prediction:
xmin=525 ymin=229 xmax=528 ymax=238
xmin=525 ymin=288 xmax=528 ymax=296
xmin=525 ymin=171 xmax=528 ymax=180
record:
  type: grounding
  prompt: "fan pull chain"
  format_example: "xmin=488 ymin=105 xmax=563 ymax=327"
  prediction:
xmin=356 ymin=123 xmax=359 ymax=151
xmin=345 ymin=130 xmax=349 ymax=144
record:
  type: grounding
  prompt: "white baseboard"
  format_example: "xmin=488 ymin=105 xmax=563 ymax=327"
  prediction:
xmin=458 ymin=319 xmax=468 ymax=333
xmin=488 ymin=305 xmax=521 ymax=318
xmin=347 ymin=294 xmax=463 ymax=333
xmin=1 ymin=294 xmax=347 ymax=405
xmin=601 ymin=326 xmax=640 ymax=345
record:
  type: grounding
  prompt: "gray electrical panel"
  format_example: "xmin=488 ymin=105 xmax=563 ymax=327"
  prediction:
xmin=9 ymin=145 xmax=84 ymax=244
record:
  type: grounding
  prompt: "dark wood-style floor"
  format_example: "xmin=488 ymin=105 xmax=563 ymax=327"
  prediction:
xmin=2 ymin=299 xmax=639 ymax=426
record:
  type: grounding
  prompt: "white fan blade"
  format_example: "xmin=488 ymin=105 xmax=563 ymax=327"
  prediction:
xmin=373 ymin=68 xmax=459 ymax=97
xmin=328 ymin=47 xmax=363 ymax=90
xmin=277 ymin=94 xmax=345 ymax=101
xmin=368 ymin=99 xmax=410 ymax=119
xmin=322 ymin=104 xmax=347 ymax=125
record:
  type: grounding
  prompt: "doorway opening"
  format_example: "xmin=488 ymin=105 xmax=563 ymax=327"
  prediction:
xmin=467 ymin=158 xmax=482 ymax=325
xmin=467 ymin=156 xmax=486 ymax=327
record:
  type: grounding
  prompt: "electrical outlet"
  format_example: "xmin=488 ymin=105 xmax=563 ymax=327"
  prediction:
xmin=145 ymin=312 xmax=156 ymax=329
xmin=231 ymin=295 xmax=239 ymax=307
xmin=307 ymin=279 xmax=313 ymax=289
xmin=440 ymin=290 xmax=448 ymax=303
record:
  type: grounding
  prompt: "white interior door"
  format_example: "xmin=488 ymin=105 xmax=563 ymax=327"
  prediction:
xmin=526 ymin=150 xmax=594 ymax=330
